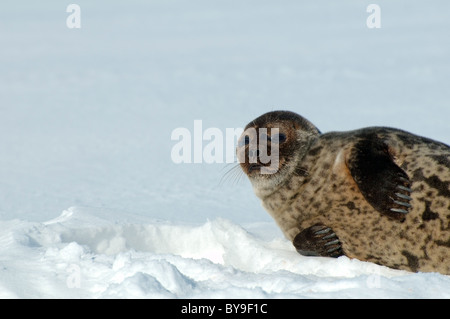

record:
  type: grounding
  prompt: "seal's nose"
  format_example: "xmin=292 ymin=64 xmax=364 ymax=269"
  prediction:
xmin=248 ymin=149 xmax=260 ymax=158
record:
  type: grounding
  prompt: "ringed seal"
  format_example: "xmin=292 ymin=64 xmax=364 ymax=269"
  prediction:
xmin=237 ymin=110 xmax=450 ymax=274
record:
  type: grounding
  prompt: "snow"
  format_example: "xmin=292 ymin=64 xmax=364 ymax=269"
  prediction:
xmin=1 ymin=208 xmax=450 ymax=298
xmin=1 ymin=0 xmax=450 ymax=298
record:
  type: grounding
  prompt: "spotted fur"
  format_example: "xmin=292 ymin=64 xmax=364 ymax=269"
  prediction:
xmin=239 ymin=111 xmax=450 ymax=274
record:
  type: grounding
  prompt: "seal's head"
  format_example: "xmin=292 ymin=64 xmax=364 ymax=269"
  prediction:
xmin=237 ymin=111 xmax=320 ymax=195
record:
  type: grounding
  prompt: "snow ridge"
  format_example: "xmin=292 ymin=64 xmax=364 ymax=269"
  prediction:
xmin=1 ymin=207 xmax=449 ymax=298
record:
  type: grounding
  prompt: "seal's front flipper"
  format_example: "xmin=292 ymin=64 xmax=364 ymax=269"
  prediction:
xmin=293 ymin=224 xmax=343 ymax=258
xmin=347 ymin=134 xmax=413 ymax=221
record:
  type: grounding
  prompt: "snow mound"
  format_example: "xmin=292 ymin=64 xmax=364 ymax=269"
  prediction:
xmin=1 ymin=207 xmax=449 ymax=298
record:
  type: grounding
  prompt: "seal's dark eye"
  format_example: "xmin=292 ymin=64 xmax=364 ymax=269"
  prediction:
xmin=270 ymin=133 xmax=286 ymax=144
xmin=239 ymin=135 xmax=250 ymax=147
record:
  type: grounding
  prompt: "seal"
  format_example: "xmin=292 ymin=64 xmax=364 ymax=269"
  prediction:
xmin=237 ymin=110 xmax=450 ymax=274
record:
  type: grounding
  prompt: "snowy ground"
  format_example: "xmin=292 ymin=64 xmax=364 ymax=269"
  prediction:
xmin=1 ymin=0 xmax=449 ymax=298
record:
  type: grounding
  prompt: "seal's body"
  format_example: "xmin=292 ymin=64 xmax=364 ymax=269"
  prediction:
xmin=238 ymin=111 xmax=450 ymax=274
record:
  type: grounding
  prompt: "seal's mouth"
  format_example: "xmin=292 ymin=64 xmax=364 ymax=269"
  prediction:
xmin=248 ymin=163 xmax=262 ymax=173
xmin=240 ymin=160 xmax=281 ymax=177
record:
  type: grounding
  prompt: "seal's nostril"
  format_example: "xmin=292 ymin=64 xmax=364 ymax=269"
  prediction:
xmin=249 ymin=150 xmax=259 ymax=158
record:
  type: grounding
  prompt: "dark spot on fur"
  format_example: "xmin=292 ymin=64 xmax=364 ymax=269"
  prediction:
xmin=413 ymin=170 xmax=450 ymax=198
xmin=294 ymin=166 xmax=309 ymax=177
xmin=412 ymin=168 xmax=424 ymax=180
xmin=308 ymin=146 xmax=323 ymax=157
xmin=399 ymin=230 xmax=407 ymax=240
xmin=395 ymin=131 xmax=449 ymax=150
xmin=401 ymin=250 xmax=419 ymax=272
xmin=342 ymin=201 xmax=364 ymax=215
xmin=435 ymin=238 xmax=450 ymax=248
xmin=430 ymin=154 xmax=450 ymax=166
xmin=421 ymin=244 xmax=430 ymax=261
xmin=427 ymin=175 xmax=450 ymax=198
xmin=289 ymin=192 xmax=300 ymax=201
xmin=396 ymin=132 xmax=419 ymax=147
xmin=345 ymin=202 xmax=356 ymax=210
xmin=422 ymin=201 xmax=439 ymax=221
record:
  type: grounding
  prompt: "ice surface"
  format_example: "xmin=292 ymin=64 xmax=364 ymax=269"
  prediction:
xmin=2 ymin=207 xmax=450 ymax=298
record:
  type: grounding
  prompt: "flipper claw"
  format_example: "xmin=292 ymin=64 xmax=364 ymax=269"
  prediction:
xmin=293 ymin=224 xmax=344 ymax=258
